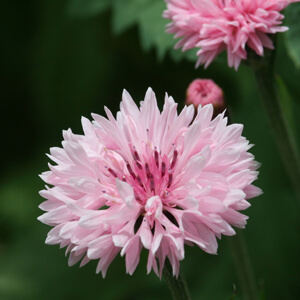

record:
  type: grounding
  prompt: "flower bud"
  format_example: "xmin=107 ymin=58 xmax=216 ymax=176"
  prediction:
xmin=186 ymin=79 xmax=225 ymax=117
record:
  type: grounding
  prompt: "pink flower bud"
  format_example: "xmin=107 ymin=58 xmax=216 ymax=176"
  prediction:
xmin=186 ymin=79 xmax=224 ymax=110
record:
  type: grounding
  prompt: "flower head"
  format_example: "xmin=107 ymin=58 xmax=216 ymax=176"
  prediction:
xmin=186 ymin=79 xmax=224 ymax=111
xmin=164 ymin=0 xmax=299 ymax=70
xmin=38 ymin=88 xmax=261 ymax=277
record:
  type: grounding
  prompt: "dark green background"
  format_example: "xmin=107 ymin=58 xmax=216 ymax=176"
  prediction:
xmin=1 ymin=1 xmax=300 ymax=299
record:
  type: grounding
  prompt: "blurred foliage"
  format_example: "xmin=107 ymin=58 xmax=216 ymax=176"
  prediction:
xmin=228 ymin=284 xmax=236 ymax=300
xmin=68 ymin=0 xmax=111 ymax=17
xmin=69 ymin=0 xmax=197 ymax=61
xmin=1 ymin=0 xmax=300 ymax=300
xmin=285 ymin=2 xmax=300 ymax=68
xmin=275 ymin=74 xmax=296 ymax=137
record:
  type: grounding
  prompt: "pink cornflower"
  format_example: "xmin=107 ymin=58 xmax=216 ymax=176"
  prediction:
xmin=186 ymin=79 xmax=224 ymax=109
xmin=38 ymin=88 xmax=261 ymax=277
xmin=164 ymin=0 xmax=299 ymax=70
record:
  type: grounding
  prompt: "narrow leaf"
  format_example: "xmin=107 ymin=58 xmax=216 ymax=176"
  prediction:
xmin=275 ymin=74 xmax=296 ymax=136
xmin=285 ymin=3 xmax=300 ymax=68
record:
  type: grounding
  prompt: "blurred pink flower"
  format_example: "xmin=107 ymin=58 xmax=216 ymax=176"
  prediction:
xmin=186 ymin=79 xmax=224 ymax=111
xmin=38 ymin=88 xmax=261 ymax=278
xmin=164 ymin=0 xmax=299 ymax=70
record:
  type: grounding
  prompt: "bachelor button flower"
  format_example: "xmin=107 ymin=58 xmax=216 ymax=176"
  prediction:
xmin=164 ymin=0 xmax=299 ymax=70
xmin=38 ymin=88 xmax=262 ymax=278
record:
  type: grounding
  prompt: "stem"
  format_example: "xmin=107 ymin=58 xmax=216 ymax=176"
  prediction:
xmin=226 ymin=104 xmax=257 ymax=300
xmin=163 ymin=259 xmax=191 ymax=300
xmin=228 ymin=231 xmax=257 ymax=300
xmin=249 ymin=47 xmax=300 ymax=204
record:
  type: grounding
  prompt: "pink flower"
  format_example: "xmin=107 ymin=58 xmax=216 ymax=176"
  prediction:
xmin=38 ymin=88 xmax=262 ymax=278
xmin=164 ymin=0 xmax=299 ymax=70
xmin=186 ymin=79 xmax=224 ymax=110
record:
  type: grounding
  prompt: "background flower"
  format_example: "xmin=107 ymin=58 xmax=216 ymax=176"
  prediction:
xmin=38 ymin=88 xmax=261 ymax=277
xmin=164 ymin=0 xmax=300 ymax=69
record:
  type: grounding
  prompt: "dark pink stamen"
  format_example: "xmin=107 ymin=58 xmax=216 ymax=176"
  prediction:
xmin=108 ymin=168 xmax=118 ymax=178
xmin=136 ymin=161 xmax=143 ymax=170
xmin=145 ymin=163 xmax=151 ymax=179
xmin=133 ymin=147 xmax=141 ymax=161
xmin=161 ymin=161 xmax=166 ymax=177
xmin=127 ymin=163 xmax=136 ymax=179
xmin=149 ymin=173 xmax=155 ymax=192
xmin=167 ymin=172 xmax=173 ymax=188
xmin=154 ymin=149 xmax=159 ymax=168
xmin=170 ymin=150 xmax=178 ymax=169
xmin=136 ymin=175 xmax=144 ymax=188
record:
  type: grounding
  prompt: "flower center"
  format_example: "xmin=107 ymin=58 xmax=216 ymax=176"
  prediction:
xmin=105 ymin=145 xmax=178 ymax=207
xmin=104 ymin=145 xmax=181 ymax=230
xmin=126 ymin=146 xmax=178 ymax=205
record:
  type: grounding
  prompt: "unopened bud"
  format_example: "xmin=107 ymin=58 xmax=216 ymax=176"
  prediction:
xmin=186 ymin=79 xmax=225 ymax=116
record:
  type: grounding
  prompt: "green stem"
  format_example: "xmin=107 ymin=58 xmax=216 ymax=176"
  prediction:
xmin=229 ymin=231 xmax=257 ymax=300
xmin=249 ymin=48 xmax=300 ymax=204
xmin=163 ymin=259 xmax=191 ymax=300
xmin=226 ymin=105 xmax=257 ymax=300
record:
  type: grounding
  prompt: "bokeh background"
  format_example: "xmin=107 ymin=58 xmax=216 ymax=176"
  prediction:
xmin=1 ymin=1 xmax=300 ymax=299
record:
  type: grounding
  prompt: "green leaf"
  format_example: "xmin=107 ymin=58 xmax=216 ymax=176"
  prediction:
xmin=170 ymin=47 xmax=198 ymax=63
xmin=112 ymin=0 xmax=153 ymax=34
xmin=138 ymin=0 xmax=198 ymax=62
xmin=68 ymin=0 xmax=111 ymax=17
xmin=138 ymin=0 xmax=176 ymax=59
xmin=111 ymin=0 xmax=198 ymax=63
xmin=275 ymin=74 xmax=296 ymax=136
xmin=284 ymin=2 xmax=300 ymax=68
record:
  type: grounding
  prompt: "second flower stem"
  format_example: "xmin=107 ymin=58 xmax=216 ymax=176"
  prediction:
xmin=250 ymin=49 xmax=300 ymax=205
xmin=229 ymin=231 xmax=257 ymax=300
